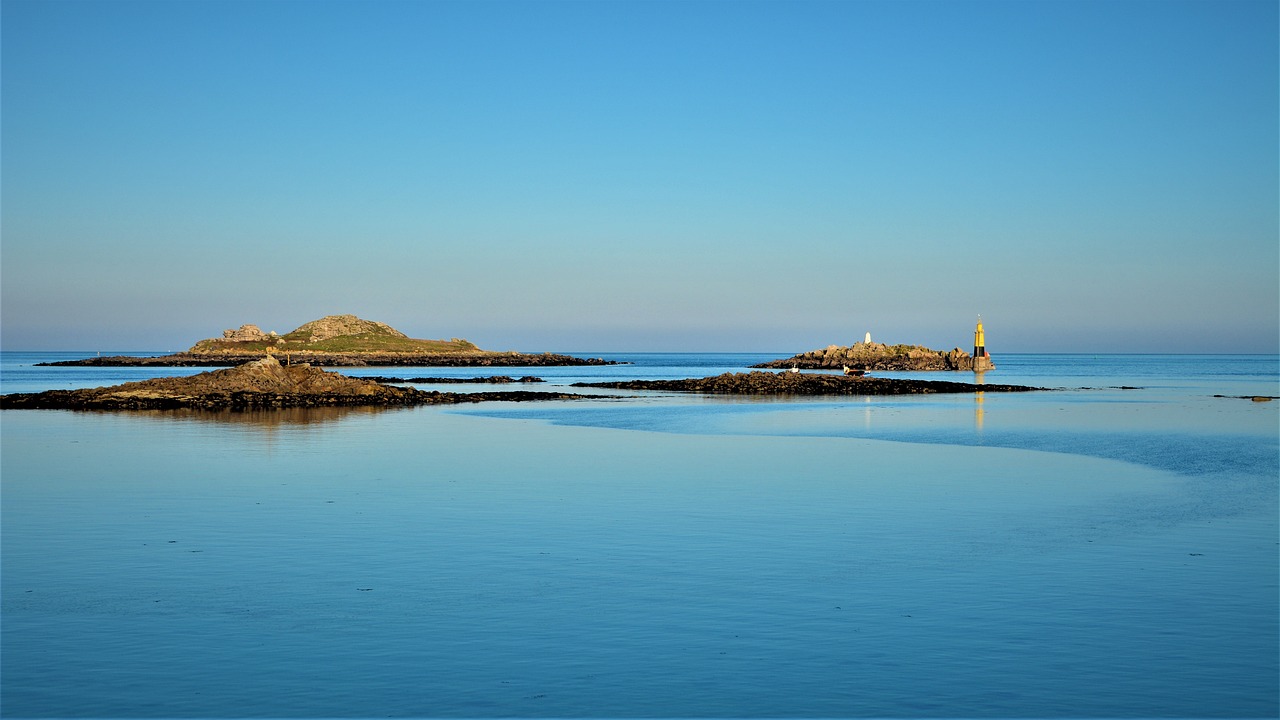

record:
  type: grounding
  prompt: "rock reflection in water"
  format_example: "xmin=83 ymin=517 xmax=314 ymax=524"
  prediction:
xmin=126 ymin=404 xmax=405 ymax=428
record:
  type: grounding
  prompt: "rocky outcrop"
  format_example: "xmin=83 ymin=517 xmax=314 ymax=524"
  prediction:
xmin=288 ymin=315 xmax=407 ymax=343
xmin=2 ymin=356 xmax=606 ymax=410
xmin=753 ymin=341 xmax=993 ymax=372
xmin=222 ymin=324 xmax=274 ymax=342
xmin=576 ymin=371 xmax=1038 ymax=396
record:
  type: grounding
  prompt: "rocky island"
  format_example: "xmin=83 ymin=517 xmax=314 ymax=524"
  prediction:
xmin=38 ymin=315 xmax=618 ymax=368
xmin=753 ymin=339 xmax=991 ymax=372
xmin=2 ymin=355 xmax=605 ymax=411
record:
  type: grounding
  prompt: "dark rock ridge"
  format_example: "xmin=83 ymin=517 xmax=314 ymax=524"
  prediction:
xmin=575 ymin=371 xmax=1041 ymax=395
xmin=38 ymin=352 xmax=618 ymax=368
xmin=753 ymin=341 xmax=991 ymax=371
xmin=2 ymin=356 xmax=605 ymax=410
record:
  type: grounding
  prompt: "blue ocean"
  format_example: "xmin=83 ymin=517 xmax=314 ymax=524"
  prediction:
xmin=2 ymin=352 xmax=1277 ymax=718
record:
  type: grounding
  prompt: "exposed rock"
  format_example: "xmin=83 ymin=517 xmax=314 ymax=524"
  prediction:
xmin=222 ymin=324 xmax=272 ymax=342
xmin=753 ymin=341 xmax=993 ymax=372
xmin=289 ymin=314 xmax=407 ymax=343
xmin=3 ymin=356 xmax=607 ymax=410
xmin=575 ymin=371 xmax=1041 ymax=395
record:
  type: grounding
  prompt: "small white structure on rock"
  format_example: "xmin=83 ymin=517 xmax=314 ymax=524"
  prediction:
xmin=864 ymin=332 xmax=872 ymax=344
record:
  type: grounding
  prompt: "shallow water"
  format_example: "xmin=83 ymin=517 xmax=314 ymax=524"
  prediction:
xmin=2 ymin=353 xmax=1276 ymax=718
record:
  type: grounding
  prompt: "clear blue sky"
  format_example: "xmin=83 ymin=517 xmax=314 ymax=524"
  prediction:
xmin=3 ymin=0 xmax=1276 ymax=353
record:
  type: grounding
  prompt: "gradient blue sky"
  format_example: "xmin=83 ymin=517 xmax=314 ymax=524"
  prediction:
xmin=3 ymin=0 xmax=1276 ymax=353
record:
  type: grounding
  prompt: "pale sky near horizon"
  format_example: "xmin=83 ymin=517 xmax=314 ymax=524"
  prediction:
xmin=3 ymin=0 xmax=1276 ymax=353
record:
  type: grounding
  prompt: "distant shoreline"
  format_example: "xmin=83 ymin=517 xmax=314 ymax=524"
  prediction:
xmin=34 ymin=351 xmax=622 ymax=368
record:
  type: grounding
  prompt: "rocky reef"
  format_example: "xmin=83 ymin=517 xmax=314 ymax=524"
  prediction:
xmin=753 ymin=341 xmax=992 ymax=372
xmin=38 ymin=314 xmax=619 ymax=367
xmin=2 ymin=356 xmax=605 ymax=410
xmin=576 ymin=371 xmax=1039 ymax=396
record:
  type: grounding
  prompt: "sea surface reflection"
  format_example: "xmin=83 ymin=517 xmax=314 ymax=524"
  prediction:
xmin=2 ymin=354 xmax=1276 ymax=718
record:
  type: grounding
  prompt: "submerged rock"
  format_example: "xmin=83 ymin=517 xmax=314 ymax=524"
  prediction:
xmin=576 ymin=371 xmax=1041 ymax=396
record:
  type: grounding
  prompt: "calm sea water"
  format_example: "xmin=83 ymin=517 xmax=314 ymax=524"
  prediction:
xmin=2 ymin=352 xmax=1277 ymax=718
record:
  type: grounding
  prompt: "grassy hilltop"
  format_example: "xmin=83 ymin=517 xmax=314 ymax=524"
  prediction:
xmin=189 ymin=315 xmax=482 ymax=355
